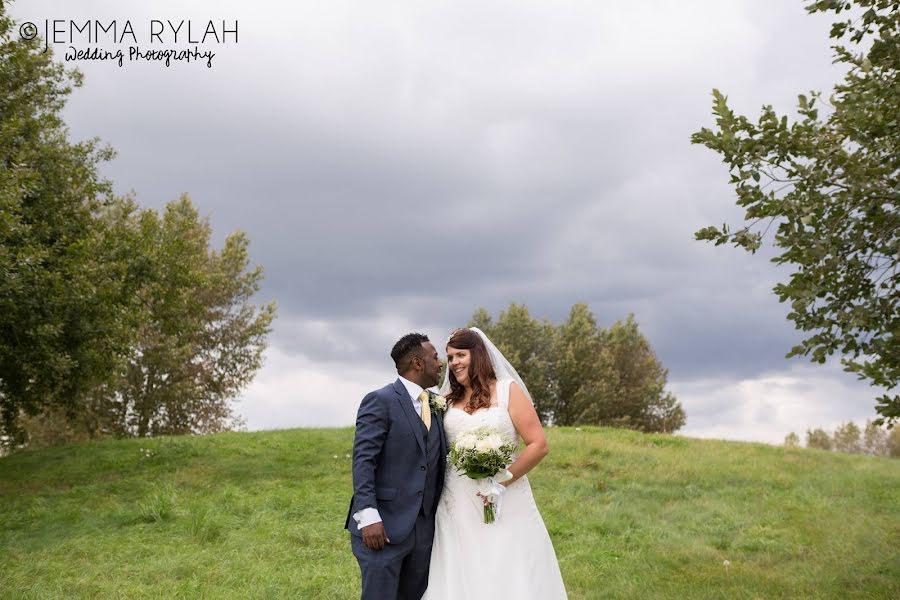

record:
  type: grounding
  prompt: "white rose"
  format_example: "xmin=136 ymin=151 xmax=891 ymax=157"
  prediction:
xmin=485 ymin=434 xmax=503 ymax=450
xmin=456 ymin=434 xmax=477 ymax=450
xmin=475 ymin=436 xmax=502 ymax=453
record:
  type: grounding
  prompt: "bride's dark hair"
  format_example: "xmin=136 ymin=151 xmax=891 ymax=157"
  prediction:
xmin=446 ymin=328 xmax=496 ymax=413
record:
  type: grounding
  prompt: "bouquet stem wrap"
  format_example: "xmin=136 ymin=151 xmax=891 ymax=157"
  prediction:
xmin=478 ymin=469 xmax=513 ymax=523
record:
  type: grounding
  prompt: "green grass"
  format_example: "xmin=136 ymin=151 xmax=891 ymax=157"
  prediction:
xmin=1 ymin=427 xmax=898 ymax=599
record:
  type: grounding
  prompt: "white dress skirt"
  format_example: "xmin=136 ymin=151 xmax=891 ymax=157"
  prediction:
xmin=423 ymin=378 xmax=568 ymax=599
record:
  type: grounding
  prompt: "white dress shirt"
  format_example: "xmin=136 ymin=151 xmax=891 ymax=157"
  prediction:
xmin=352 ymin=376 xmax=429 ymax=530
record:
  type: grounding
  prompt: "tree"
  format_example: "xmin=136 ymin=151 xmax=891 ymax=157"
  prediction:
xmin=887 ymin=426 xmax=900 ymax=457
xmin=90 ymin=195 xmax=276 ymax=437
xmin=794 ymin=420 xmax=900 ymax=456
xmin=0 ymin=6 xmax=275 ymax=448
xmin=692 ymin=0 xmax=899 ymax=425
xmin=551 ymin=303 xmax=604 ymax=426
xmin=593 ymin=315 xmax=686 ymax=433
xmin=471 ymin=304 xmax=556 ymax=424
xmin=806 ymin=428 xmax=833 ymax=450
xmin=468 ymin=307 xmax=494 ymax=332
xmin=784 ymin=431 xmax=801 ymax=447
xmin=0 ymin=6 xmax=135 ymax=448
xmin=833 ymin=421 xmax=863 ymax=453
xmin=863 ymin=419 xmax=888 ymax=454
xmin=468 ymin=304 xmax=685 ymax=432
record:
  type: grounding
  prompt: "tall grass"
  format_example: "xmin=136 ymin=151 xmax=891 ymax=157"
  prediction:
xmin=1 ymin=427 xmax=898 ymax=599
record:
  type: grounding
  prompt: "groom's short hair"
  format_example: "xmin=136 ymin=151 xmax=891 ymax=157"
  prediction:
xmin=391 ymin=333 xmax=430 ymax=370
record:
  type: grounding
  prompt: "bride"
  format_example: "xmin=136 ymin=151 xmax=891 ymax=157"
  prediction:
xmin=423 ymin=327 xmax=567 ymax=599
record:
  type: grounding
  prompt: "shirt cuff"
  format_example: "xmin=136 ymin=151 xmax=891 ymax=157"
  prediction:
xmin=352 ymin=507 xmax=382 ymax=529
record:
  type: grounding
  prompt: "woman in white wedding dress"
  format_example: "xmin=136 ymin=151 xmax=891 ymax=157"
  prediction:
xmin=423 ymin=327 xmax=567 ymax=600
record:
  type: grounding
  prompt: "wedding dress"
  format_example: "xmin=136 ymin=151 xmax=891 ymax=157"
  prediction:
xmin=423 ymin=377 xmax=568 ymax=599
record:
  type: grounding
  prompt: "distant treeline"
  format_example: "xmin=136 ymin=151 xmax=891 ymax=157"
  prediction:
xmin=465 ymin=303 xmax=685 ymax=433
xmin=784 ymin=422 xmax=900 ymax=458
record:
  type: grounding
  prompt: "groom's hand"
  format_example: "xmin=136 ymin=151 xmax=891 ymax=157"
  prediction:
xmin=361 ymin=522 xmax=389 ymax=550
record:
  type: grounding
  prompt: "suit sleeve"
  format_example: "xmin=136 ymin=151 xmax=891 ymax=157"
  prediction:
xmin=351 ymin=391 xmax=388 ymax=513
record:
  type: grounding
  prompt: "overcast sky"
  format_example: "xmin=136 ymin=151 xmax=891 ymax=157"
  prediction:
xmin=11 ymin=0 xmax=887 ymax=443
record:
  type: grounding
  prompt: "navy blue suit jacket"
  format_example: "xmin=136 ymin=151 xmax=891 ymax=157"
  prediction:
xmin=345 ymin=379 xmax=446 ymax=544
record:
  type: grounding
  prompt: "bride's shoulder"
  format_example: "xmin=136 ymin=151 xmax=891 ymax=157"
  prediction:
xmin=506 ymin=381 xmax=529 ymax=406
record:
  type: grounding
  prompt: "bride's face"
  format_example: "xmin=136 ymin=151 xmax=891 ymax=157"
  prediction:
xmin=446 ymin=345 xmax=471 ymax=386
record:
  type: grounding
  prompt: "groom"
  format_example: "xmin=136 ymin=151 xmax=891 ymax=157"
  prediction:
xmin=345 ymin=333 xmax=447 ymax=600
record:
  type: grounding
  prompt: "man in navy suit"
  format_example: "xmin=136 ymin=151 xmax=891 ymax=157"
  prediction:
xmin=346 ymin=333 xmax=447 ymax=600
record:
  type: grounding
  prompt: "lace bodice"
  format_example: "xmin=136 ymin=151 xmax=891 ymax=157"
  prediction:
xmin=442 ymin=379 xmax=520 ymax=448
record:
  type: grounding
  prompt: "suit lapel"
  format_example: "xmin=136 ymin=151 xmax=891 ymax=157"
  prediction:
xmin=393 ymin=379 xmax=426 ymax=454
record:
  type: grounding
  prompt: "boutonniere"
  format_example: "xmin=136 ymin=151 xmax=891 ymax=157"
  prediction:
xmin=429 ymin=393 xmax=448 ymax=413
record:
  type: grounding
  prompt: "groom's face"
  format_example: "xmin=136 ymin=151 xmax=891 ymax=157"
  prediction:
xmin=420 ymin=341 xmax=442 ymax=388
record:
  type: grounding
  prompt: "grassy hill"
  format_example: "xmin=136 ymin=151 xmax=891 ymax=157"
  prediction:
xmin=1 ymin=427 xmax=898 ymax=599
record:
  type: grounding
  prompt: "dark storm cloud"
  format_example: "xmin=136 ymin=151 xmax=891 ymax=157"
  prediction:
xmin=11 ymin=0 xmax=881 ymax=438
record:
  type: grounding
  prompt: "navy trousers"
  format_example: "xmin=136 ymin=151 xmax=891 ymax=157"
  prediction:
xmin=351 ymin=509 xmax=435 ymax=600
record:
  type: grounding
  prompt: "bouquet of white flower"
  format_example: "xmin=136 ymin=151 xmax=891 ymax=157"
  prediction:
xmin=448 ymin=426 xmax=517 ymax=523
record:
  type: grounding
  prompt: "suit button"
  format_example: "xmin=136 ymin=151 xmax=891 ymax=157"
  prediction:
xmin=417 ymin=490 xmax=423 ymax=496
xmin=420 ymin=465 xmax=426 ymax=471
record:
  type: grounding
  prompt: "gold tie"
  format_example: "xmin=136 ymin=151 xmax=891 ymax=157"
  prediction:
xmin=418 ymin=390 xmax=431 ymax=431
